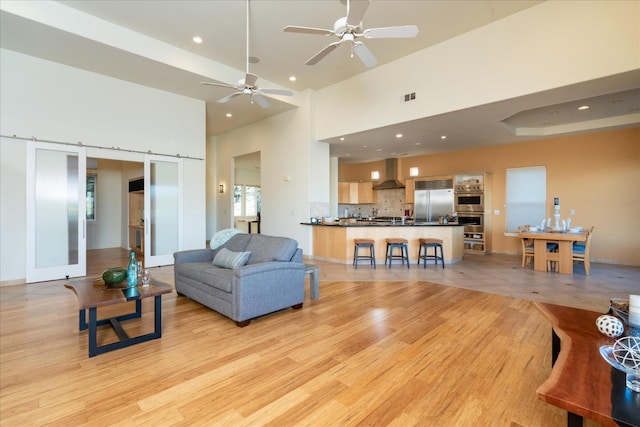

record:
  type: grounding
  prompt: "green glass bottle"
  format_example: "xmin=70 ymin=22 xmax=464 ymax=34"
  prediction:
xmin=127 ymin=251 xmax=138 ymax=287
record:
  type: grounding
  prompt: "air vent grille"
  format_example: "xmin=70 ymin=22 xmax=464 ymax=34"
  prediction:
xmin=415 ymin=179 xmax=453 ymax=190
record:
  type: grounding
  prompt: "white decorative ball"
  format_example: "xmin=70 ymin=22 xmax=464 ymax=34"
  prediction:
xmin=612 ymin=336 xmax=640 ymax=371
xmin=596 ymin=315 xmax=624 ymax=338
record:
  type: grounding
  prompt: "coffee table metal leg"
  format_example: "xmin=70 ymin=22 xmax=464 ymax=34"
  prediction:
xmin=85 ymin=296 xmax=162 ymax=357
xmin=154 ymin=295 xmax=162 ymax=336
xmin=567 ymin=412 xmax=583 ymax=427
xmin=89 ymin=307 xmax=99 ymax=357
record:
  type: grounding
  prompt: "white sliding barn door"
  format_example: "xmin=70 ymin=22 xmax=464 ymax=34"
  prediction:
xmin=144 ymin=155 xmax=182 ymax=267
xmin=27 ymin=142 xmax=86 ymax=283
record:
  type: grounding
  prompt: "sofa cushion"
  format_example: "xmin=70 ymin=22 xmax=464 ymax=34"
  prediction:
xmin=212 ymin=248 xmax=251 ymax=269
xmin=175 ymin=262 xmax=235 ymax=292
xmin=245 ymin=235 xmax=298 ymax=264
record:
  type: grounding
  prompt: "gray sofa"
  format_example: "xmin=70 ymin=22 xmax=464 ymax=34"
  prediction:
xmin=173 ymin=233 xmax=305 ymax=326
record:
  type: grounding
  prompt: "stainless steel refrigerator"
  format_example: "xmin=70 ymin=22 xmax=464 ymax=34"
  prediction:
xmin=414 ymin=188 xmax=454 ymax=222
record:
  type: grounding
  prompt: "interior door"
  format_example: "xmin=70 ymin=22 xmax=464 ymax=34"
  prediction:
xmin=144 ymin=155 xmax=182 ymax=267
xmin=27 ymin=141 xmax=86 ymax=282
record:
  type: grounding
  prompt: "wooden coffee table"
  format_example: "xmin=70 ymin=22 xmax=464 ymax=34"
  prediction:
xmin=535 ymin=302 xmax=640 ymax=427
xmin=65 ymin=278 xmax=172 ymax=357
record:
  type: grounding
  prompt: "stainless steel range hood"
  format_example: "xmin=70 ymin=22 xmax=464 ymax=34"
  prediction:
xmin=373 ymin=159 xmax=405 ymax=190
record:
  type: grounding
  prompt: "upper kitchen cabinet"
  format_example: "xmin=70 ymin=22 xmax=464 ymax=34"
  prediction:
xmin=338 ymin=182 xmax=377 ymax=204
xmin=405 ymin=179 xmax=415 ymax=204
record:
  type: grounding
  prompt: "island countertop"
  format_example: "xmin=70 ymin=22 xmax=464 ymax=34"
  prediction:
xmin=301 ymin=221 xmax=464 ymax=227
xmin=304 ymin=222 xmax=464 ymax=264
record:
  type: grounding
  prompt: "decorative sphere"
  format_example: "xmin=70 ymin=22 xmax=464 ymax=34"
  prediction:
xmin=596 ymin=315 xmax=624 ymax=338
xmin=102 ymin=267 xmax=127 ymax=286
xmin=612 ymin=336 xmax=640 ymax=371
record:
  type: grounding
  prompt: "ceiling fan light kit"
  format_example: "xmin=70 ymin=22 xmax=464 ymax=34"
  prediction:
xmin=284 ymin=0 xmax=418 ymax=68
xmin=200 ymin=0 xmax=293 ymax=108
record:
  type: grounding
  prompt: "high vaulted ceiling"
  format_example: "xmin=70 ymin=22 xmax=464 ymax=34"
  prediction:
xmin=1 ymin=0 xmax=638 ymax=163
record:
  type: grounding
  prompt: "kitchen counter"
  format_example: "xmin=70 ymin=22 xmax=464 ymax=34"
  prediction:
xmin=303 ymin=222 xmax=464 ymax=264
xmin=301 ymin=221 xmax=463 ymax=227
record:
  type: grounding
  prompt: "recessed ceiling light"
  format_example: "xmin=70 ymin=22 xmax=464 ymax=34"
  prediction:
xmin=414 ymin=142 xmax=421 ymax=146
xmin=376 ymin=148 xmax=382 ymax=151
xmin=362 ymin=145 xmax=368 ymax=148
xmin=441 ymin=135 xmax=447 ymax=140
xmin=345 ymin=153 xmax=351 ymax=156
xmin=225 ymin=113 xmax=232 ymax=118
xmin=340 ymin=137 xmax=345 ymax=141
xmin=578 ymin=105 xmax=590 ymax=110
xmin=193 ymin=36 xmax=203 ymax=44
xmin=396 ymin=133 xmax=403 ymax=138
xmin=289 ymin=76 xmax=297 ymax=82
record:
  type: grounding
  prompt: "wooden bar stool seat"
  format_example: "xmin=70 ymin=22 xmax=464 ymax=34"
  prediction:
xmin=353 ymin=239 xmax=376 ymax=269
xmin=385 ymin=238 xmax=409 ymax=269
xmin=418 ymin=238 xmax=444 ymax=268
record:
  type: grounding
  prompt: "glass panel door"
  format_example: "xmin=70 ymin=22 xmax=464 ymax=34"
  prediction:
xmin=144 ymin=155 xmax=182 ymax=267
xmin=27 ymin=142 xmax=86 ymax=282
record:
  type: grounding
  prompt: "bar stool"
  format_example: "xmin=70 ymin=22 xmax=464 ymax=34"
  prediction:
xmin=385 ymin=238 xmax=409 ymax=268
xmin=353 ymin=239 xmax=376 ymax=269
xmin=417 ymin=238 xmax=444 ymax=268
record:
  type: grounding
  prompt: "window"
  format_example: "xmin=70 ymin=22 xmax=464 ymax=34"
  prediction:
xmin=86 ymin=173 xmax=97 ymax=221
xmin=505 ymin=166 xmax=546 ymax=233
xmin=234 ymin=184 xmax=261 ymax=216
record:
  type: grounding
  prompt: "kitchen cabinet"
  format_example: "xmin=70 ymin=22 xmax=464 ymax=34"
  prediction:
xmin=456 ymin=172 xmax=493 ymax=254
xmin=338 ymin=182 xmax=376 ymax=204
xmin=357 ymin=182 xmax=375 ymax=204
xmin=405 ymin=179 xmax=415 ymax=203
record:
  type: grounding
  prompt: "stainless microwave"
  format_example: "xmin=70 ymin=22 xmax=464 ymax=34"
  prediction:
xmin=455 ymin=192 xmax=484 ymax=212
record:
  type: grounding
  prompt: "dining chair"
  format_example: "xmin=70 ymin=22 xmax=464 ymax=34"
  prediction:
xmin=518 ymin=225 xmax=557 ymax=269
xmin=521 ymin=236 xmax=535 ymax=267
xmin=572 ymin=228 xmax=594 ymax=275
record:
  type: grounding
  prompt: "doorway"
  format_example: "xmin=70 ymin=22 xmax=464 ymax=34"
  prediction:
xmin=233 ymin=152 xmax=261 ymax=234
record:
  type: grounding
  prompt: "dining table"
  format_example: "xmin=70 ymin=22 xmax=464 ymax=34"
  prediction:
xmin=518 ymin=229 xmax=588 ymax=274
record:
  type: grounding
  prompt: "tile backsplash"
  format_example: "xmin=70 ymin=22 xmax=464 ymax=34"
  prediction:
xmin=339 ymin=189 xmax=410 ymax=218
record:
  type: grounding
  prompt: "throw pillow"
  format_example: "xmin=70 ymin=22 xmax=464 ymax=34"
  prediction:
xmin=210 ymin=228 xmax=243 ymax=250
xmin=212 ymin=248 xmax=251 ymax=269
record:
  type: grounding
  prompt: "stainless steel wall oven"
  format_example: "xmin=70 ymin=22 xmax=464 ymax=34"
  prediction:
xmin=457 ymin=212 xmax=484 ymax=232
xmin=455 ymin=183 xmax=484 ymax=212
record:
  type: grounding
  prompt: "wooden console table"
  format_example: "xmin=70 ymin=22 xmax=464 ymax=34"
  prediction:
xmin=535 ymin=302 xmax=640 ymax=427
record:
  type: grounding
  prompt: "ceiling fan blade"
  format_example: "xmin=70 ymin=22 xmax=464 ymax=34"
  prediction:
xmin=260 ymin=88 xmax=294 ymax=97
xmin=201 ymin=81 xmax=238 ymax=90
xmin=353 ymin=42 xmax=378 ymax=68
xmin=306 ymin=41 xmax=341 ymax=65
xmin=252 ymin=94 xmax=270 ymax=108
xmin=363 ymin=25 xmax=419 ymax=39
xmin=217 ymin=92 xmax=243 ymax=104
xmin=244 ymin=72 xmax=258 ymax=88
xmin=346 ymin=0 xmax=370 ymax=27
xmin=283 ymin=25 xmax=334 ymax=36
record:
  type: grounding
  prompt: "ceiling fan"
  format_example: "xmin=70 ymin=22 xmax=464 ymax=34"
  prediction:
xmin=283 ymin=0 xmax=418 ymax=68
xmin=201 ymin=0 xmax=292 ymax=108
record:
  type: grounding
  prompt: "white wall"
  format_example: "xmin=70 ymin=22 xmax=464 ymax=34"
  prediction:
xmin=215 ymin=91 xmax=317 ymax=255
xmin=0 ymin=49 xmax=206 ymax=282
xmin=314 ymin=0 xmax=640 ymax=140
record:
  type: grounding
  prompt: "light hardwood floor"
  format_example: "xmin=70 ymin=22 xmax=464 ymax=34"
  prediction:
xmin=1 ymin=249 xmax=638 ymax=426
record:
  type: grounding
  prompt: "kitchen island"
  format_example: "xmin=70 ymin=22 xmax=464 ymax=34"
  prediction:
xmin=302 ymin=221 xmax=464 ymax=264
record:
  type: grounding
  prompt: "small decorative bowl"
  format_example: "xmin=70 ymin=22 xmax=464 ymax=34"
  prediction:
xmin=610 ymin=298 xmax=630 ymax=324
xmin=102 ymin=267 xmax=127 ymax=287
